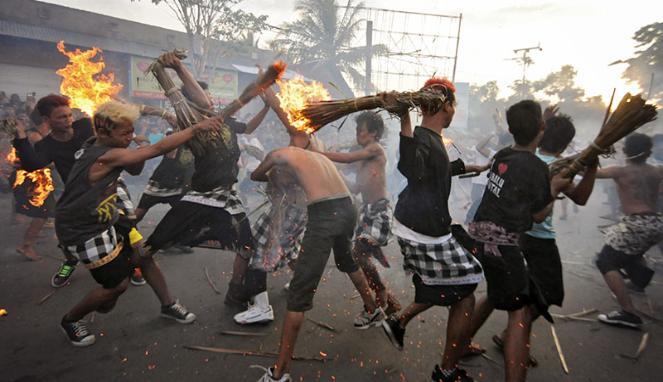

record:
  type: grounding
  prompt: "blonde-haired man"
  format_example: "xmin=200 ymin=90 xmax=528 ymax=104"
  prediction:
xmin=55 ymin=101 xmax=221 ymax=347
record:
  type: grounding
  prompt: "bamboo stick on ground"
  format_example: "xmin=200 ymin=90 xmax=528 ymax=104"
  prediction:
xmin=36 ymin=290 xmax=57 ymax=305
xmin=204 ymin=267 xmax=221 ymax=295
xmin=619 ymin=332 xmax=650 ymax=360
xmin=306 ymin=317 xmax=338 ymax=333
xmin=550 ymin=325 xmax=570 ymax=374
xmin=183 ymin=345 xmax=325 ymax=362
xmin=220 ymin=330 xmax=268 ymax=337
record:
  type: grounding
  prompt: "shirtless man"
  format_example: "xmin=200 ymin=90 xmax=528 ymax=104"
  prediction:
xmin=319 ymin=111 xmax=401 ymax=324
xmin=233 ymin=85 xmax=323 ymax=325
xmin=595 ymin=133 xmax=663 ymax=328
xmin=251 ymin=147 xmax=383 ymax=382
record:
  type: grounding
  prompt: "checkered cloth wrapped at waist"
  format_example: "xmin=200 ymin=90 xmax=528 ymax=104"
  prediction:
xmin=355 ymin=198 xmax=392 ymax=246
xmin=249 ymin=200 xmax=307 ymax=272
xmin=397 ymin=233 xmax=484 ymax=286
xmin=60 ymin=226 xmax=120 ymax=265
xmin=180 ymin=185 xmax=245 ymax=215
xmin=143 ymin=179 xmax=183 ymax=198
xmin=116 ymin=178 xmax=136 ymax=220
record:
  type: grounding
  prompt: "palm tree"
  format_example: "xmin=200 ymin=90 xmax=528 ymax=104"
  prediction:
xmin=270 ymin=0 xmax=387 ymax=91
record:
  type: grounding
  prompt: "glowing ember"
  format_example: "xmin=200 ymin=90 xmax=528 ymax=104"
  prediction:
xmin=276 ymin=76 xmax=330 ymax=134
xmin=13 ymin=168 xmax=55 ymax=207
xmin=56 ymin=41 xmax=123 ymax=116
xmin=442 ymin=136 xmax=454 ymax=146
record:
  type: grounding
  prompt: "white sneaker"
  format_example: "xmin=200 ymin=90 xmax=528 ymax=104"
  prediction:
xmin=234 ymin=292 xmax=274 ymax=325
xmin=252 ymin=365 xmax=292 ymax=382
xmin=353 ymin=306 xmax=386 ymax=329
xmin=283 ymin=282 xmax=290 ymax=291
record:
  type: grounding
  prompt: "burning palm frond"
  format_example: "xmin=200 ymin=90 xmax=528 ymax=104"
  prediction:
xmin=551 ymin=93 xmax=657 ymax=178
xmin=300 ymin=88 xmax=448 ymax=133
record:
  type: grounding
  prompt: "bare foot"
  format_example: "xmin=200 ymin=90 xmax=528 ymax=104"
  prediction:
xmin=17 ymin=246 xmax=42 ymax=261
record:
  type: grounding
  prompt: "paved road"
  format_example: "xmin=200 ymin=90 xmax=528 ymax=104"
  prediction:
xmin=1 ymin=187 xmax=662 ymax=382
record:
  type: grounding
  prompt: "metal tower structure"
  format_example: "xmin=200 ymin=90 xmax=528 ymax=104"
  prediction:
xmin=341 ymin=6 xmax=462 ymax=94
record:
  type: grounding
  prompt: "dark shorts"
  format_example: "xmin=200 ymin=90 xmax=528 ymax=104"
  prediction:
xmin=412 ymin=274 xmax=477 ymax=306
xmin=596 ymin=245 xmax=654 ymax=289
xmin=137 ymin=193 xmax=182 ymax=210
xmin=287 ymin=197 xmax=359 ymax=312
xmin=89 ymin=243 xmax=133 ymax=289
xmin=475 ymin=244 xmax=530 ymax=311
xmin=145 ymin=201 xmax=254 ymax=257
xmin=521 ymin=235 xmax=564 ymax=307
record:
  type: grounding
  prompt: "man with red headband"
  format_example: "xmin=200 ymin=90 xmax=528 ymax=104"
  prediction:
xmin=380 ymin=78 xmax=486 ymax=382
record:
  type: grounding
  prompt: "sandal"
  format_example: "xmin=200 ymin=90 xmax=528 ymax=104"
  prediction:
xmin=492 ymin=334 xmax=538 ymax=367
xmin=460 ymin=343 xmax=486 ymax=358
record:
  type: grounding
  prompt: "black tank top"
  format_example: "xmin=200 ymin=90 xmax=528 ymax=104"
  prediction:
xmin=55 ymin=138 xmax=124 ymax=245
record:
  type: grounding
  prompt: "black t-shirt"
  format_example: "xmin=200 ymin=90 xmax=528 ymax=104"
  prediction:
xmin=190 ymin=117 xmax=247 ymax=192
xmin=473 ymin=147 xmax=553 ymax=233
xmin=55 ymin=139 xmax=123 ymax=245
xmin=394 ymin=126 xmax=465 ymax=237
xmin=12 ymin=118 xmax=94 ymax=182
xmin=150 ymin=148 xmax=194 ymax=190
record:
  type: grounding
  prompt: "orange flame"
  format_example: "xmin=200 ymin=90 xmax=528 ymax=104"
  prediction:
xmin=56 ymin=41 xmax=123 ymax=116
xmin=5 ymin=147 xmax=19 ymax=165
xmin=442 ymin=137 xmax=454 ymax=146
xmin=276 ymin=76 xmax=330 ymax=134
xmin=13 ymin=168 xmax=54 ymax=207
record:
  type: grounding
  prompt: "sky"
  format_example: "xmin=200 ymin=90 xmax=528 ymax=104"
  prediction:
xmin=41 ymin=0 xmax=663 ymax=102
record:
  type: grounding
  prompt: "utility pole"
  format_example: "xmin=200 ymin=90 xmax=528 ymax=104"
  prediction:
xmin=451 ymin=13 xmax=462 ymax=82
xmin=365 ymin=20 xmax=373 ymax=95
xmin=512 ymin=44 xmax=542 ymax=97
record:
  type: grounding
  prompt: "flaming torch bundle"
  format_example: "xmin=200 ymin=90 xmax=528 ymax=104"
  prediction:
xmin=275 ymin=76 xmax=331 ymax=134
xmin=550 ymin=93 xmax=657 ymax=178
xmin=56 ymin=41 xmax=123 ymax=116
xmin=148 ymin=50 xmax=286 ymax=156
xmin=298 ymin=88 xmax=448 ymax=133
xmin=4 ymin=148 xmax=54 ymax=207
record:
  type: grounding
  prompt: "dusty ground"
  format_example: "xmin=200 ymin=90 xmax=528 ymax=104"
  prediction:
xmin=1 ymin=184 xmax=662 ymax=382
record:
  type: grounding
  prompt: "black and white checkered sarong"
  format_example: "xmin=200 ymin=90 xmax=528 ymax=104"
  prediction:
xmin=61 ymin=226 xmax=119 ymax=264
xmin=249 ymin=201 xmax=307 ymax=272
xmin=116 ymin=178 xmax=136 ymax=219
xmin=180 ymin=185 xmax=245 ymax=215
xmin=355 ymin=198 xmax=392 ymax=246
xmin=397 ymin=235 xmax=483 ymax=286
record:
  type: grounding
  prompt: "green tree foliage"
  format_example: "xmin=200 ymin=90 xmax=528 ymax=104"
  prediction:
xmin=137 ymin=0 xmax=268 ymax=76
xmin=612 ymin=22 xmax=663 ymax=102
xmin=270 ymin=0 xmax=388 ymax=90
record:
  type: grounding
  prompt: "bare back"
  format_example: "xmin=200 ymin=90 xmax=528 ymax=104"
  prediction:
xmin=280 ymin=147 xmax=350 ymax=203
xmin=355 ymin=143 xmax=388 ymax=203
xmin=612 ymin=163 xmax=663 ymax=214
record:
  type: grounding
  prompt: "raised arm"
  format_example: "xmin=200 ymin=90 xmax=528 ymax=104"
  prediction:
xmin=243 ymin=95 xmax=270 ymax=135
xmin=12 ymin=120 xmax=51 ymax=170
xmin=159 ymin=52 xmax=213 ymax=110
xmin=94 ymin=118 xmax=221 ymax=181
xmin=262 ymin=86 xmax=299 ymax=136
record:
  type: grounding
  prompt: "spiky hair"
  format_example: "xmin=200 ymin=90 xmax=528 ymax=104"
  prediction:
xmin=93 ymin=101 xmax=140 ymax=132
